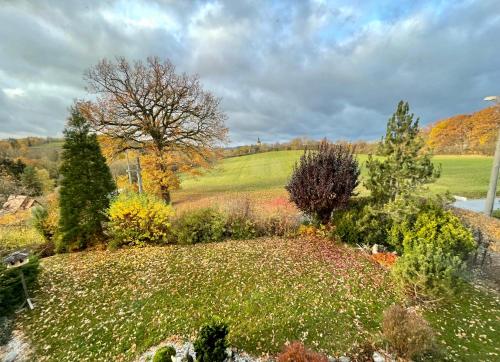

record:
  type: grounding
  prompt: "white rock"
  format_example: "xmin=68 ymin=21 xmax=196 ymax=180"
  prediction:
xmin=372 ymin=351 xmax=385 ymax=362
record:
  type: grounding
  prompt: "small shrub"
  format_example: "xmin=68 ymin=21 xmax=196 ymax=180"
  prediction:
xmin=277 ymin=341 xmax=328 ymax=362
xmin=401 ymin=209 xmax=476 ymax=259
xmin=31 ymin=193 xmax=59 ymax=242
xmin=153 ymin=345 xmax=176 ymax=362
xmin=223 ymin=198 xmax=260 ymax=239
xmin=260 ymin=212 xmax=301 ymax=237
xmin=381 ymin=304 xmax=435 ymax=360
xmin=331 ymin=201 xmax=390 ymax=246
xmin=193 ymin=320 xmax=229 ymax=362
xmin=348 ymin=340 xmax=376 ymax=362
xmin=172 ymin=208 xmax=226 ymax=245
xmin=391 ymin=208 xmax=476 ymax=299
xmin=392 ymin=242 xmax=466 ymax=300
xmin=108 ymin=192 xmax=174 ymax=248
xmin=225 ymin=217 xmax=259 ymax=239
xmin=0 ymin=256 xmax=40 ymax=316
xmin=286 ymin=141 xmax=360 ymax=222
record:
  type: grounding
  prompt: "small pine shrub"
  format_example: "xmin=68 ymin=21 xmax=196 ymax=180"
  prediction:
xmin=0 ymin=256 xmax=40 ymax=316
xmin=193 ymin=320 xmax=229 ymax=362
xmin=172 ymin=208 xmax=226 ymax=244
xmin=381 ymin=304 xmax=435 ymax=360
xmin=277 ymin=341 xmax=328 ymax=362
xmin=108 ymin=192 xmax=174 ymax=248
xmin=392 ymin=242 xmax=466 ymax=300
xmin=153 ymin=346 xmax=176 ymax=362
xmin=391 ymin=208 xmax=476 ymax=299
xmin=286 ymin=141 xmax=360 ymax=222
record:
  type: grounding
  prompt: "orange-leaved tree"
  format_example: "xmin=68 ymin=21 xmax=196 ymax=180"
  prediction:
xmin=427 ymin=107 xmax=500 ymax=155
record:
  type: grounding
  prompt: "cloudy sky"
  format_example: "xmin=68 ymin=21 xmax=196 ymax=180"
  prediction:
xmin=0 ymin=0 xmax=499 ymax=145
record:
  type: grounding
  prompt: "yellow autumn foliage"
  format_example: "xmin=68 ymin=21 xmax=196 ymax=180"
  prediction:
xmin=108 ymin=192 xmax=174 ymax=247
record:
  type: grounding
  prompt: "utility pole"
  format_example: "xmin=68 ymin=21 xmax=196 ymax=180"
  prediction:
xmin=484 ymin=96 xmax=500 ymax=216
xmin=125 ymin=151 xmax=133 ymax=185
xmin=136 ymin=156 xmax=143 ymax=194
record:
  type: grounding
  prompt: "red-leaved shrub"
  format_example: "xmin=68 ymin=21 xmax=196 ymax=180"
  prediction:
xmin=277 ymin=341 xmax=328 ymax=362
xmin=286 ymin=141 xmax=360 ymax=222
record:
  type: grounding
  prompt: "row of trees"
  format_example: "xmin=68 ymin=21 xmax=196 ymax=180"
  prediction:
xmin=223 ymin=138 xmax=377 ymax=158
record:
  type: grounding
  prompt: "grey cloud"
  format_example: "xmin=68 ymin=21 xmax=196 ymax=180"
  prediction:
xmin=0 ymin=0 xmax=499 ymax=145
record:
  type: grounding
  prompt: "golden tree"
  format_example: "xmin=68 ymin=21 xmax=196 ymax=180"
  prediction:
xmin=80 ymin=57 xmax=228 ymax=202
xmin=427 ymin=107 xmax=500 ymax=155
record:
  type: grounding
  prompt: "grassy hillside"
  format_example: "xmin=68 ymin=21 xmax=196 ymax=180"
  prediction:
xmin=175 ymin=151 xmax=494 ymax=202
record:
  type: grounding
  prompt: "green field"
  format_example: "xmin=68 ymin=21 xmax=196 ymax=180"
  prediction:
xmin=176 ymin=151 xmax=494 ymax=200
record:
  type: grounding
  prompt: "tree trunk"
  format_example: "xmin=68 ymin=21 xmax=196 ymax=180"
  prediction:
xmin=161 ymin=184 xmax=171 ymax=204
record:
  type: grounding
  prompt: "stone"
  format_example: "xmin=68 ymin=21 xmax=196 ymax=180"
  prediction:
xmin=372 ymin=351 xmax=385 ymax=362
xmin=338 ymin=356 xmax=350 ymax=362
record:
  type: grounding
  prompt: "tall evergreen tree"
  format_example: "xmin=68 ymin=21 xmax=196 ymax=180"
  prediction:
xmin=59 ymin=106 xmax=116 ymax=251
xmin=365 ymin=101 xmax=440 ymax=202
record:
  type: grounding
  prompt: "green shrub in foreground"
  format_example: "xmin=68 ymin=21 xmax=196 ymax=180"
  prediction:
xmin=153 ymin=345 xmax=176 ymax=362
xmin=172 ymin=208 xmax=226 ymax=244
xmin=400 ymin=209 xmax=476 ymax=259
xmin=194 ymin=320 xmax=229 ymax=362
xmin=392 ymin=242 xmax=467 ymax=300
xmin=331 ymin=198 xmax=390 ymax=246
xmin=0 ymin=256 xmax=39 ymax=316
xmin=108 ymin=192 xmax=174 ymax=248
xmin=391 ymin=208 xmax=475 ymax=300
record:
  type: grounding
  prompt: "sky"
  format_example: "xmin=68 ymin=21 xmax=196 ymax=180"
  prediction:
xmin=0 ymin=0 xmax=499 ymax=145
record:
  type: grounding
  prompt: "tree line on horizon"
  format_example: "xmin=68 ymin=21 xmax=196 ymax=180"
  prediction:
xmin=2 ymin=104 xmax=499 ymax=168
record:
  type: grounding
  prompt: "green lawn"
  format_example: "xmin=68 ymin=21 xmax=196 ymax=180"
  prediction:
xmin=19 ymin=238 xmax=400 ymax=361
xmin=176 ymin=152 xmax=494 ymax=200
xmin=18 ymin=238 xmax=500 ymax=361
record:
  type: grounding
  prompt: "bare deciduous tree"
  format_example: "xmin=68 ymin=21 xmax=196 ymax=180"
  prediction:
xmin=80 ymin=56 xmax=228 ymax=202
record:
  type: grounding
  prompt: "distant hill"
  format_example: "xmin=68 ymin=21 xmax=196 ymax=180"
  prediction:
xmin=425 ymin=107 xmax=500 ymax=155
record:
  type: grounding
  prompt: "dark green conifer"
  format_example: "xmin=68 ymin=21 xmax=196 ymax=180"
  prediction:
xmin=365 ymin=101 xmax=440 ymax=202
xmin=58 ymin=106 xmax=116 ymax=251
